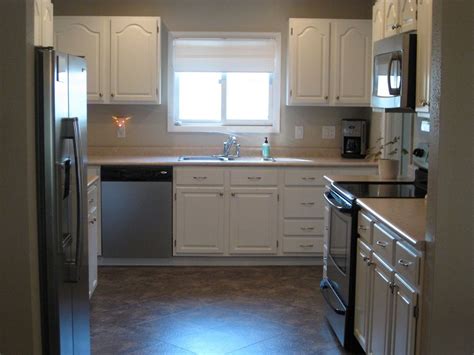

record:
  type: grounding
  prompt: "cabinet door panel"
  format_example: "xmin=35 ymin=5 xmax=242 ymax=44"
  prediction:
xmin=416 ymin=0 xmax=432 ymax=113
xmin=288 ymin=19 xmax=330 ymax=105
xmin=354 ymin=239 xmax=372 ymax=352
xmin=372 ymin=0 xmax=385 ymax=43
xmin=284 ymin=187 xmax=325 ymax=218
xmin=399 ymin=0 xmax=417 ymax=33
xmin=175 ymin=188 xmax=225 ymax=254
xmin=54 ymin=17 xmax=108 ymax=103
xmin=332 ymin=20 xmax=372 ymax=106
xmin=384 ymin=0 xmax=399 ymax=37
xmin=229 ymin=189 xmax=278 ymax=254
xmin=110 ymin=17 xmax=159 ymax=103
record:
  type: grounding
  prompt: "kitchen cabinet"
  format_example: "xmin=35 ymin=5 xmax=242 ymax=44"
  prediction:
xmin=416 ymin=0 xmax=433 ymax=114
xmin=87 ymin=180 xmax=99 ymax=298
xmin=54 ymin=16 xmax=161 ymax=104
xmin=229 ymin=188 xmax=278 ymax=254
xmin=54 ymin=17 xmax=108 ymax=103
xmin=372 ymin=0 xmax=385 ymax=43
xmin=34 ymin=0 xmax=54 ymax=47
xmin=175 ymin=187 xmax=225 ymax=254
xmin=88 ymin=166 xmax=102 ymax=255
xmin=287 ymin=18 xmax=371 ymax=107
xmin=384 ymin=0 xmax=417 ymax=38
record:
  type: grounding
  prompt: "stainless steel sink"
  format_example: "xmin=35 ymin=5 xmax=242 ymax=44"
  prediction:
xmin=178 ymin=155 xmax=230 ymax=162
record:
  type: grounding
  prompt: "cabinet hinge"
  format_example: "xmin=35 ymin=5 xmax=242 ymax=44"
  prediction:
xmin=413 ymin=305 xmax=419 ymax=319
xmin=277 ymin=240 xmax=279 ymax=248
xmin=290 ymin=27 xmax=293 ymax=36
xmin=174 ymin=192 xmax=177 ymax=201
xmin=156 ymin=88 xmax=159 ymax=96
xmin=290 ymin=89 xmax=293 ymax=97
xmin=157 ymin=26 xmax=160 ymax=33
xmin=174 ymin=240 xmax=177 ymax=247
xmin=277 ymin=194 xmax=280 ymax=202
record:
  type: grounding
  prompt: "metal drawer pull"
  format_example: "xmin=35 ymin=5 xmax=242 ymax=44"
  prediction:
xmin=89 ymin=217 xmax=97 ymax=225
xmin=398 ymin=259 xmax=413 ymax=267
xmin=247 ymin=176 xmax=262 ymax=180
xmin=219 ymin=192 xmax=224 ymax=197
xmin=192 ymin=176 xmax=208 ymax=180
xmin=301 ymin=202 xmax=315 ymax=206
xmin=302 ymin=177 xmax=316 ymax=181
xmin=160 ymin=171 xmax=168 ymax=175
xmin=300 ymin=244 xmax=314 ymax=248
xmin=89 ymin=198 xmax=94 ymax=203
xmin=376 ymin=240 xmax=388 ymax=248
xmin=358 ymin=225 xmax=368 ymax=231
xmin=300 ymin=227 xmax=315 ymax=231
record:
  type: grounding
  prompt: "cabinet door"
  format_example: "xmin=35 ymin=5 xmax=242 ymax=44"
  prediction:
xmin=416 ymin=0 xmax=432 ymax=113
xmin=229 ymin=188 xmax=278 ymax=254
xmin=384 ymin=0 xmax=400 ymax=37
xmin=354 ymin=240 xmax=373 ymax=352
xmin=372 ymin=0 xmax=385 ymax=43
xmin=110 ymin=17 xmax=160 ymax=104
xmin=399 ymin=0 xmax=417 ymax=33
xmin=41 ymin=0 xmax=54 ymax=47
xmin=369 ymin=253 xmax=394 ymax=355
xmin=34 ymin=0 xmax=42 ymax=45
xmin=287 ymin=19 xmax=330 ymax=105
xmin=175 ymin=187 xmax=225 ymax=254
xmin=54 ymin=17 xmax=108 ymax=103
xmin=391 ymin=274 xmax=418 ymax=355
xmin=331 ymin=20 xmax=372 ymax=106
xmin=88 ymin=211 xmax=98 ymax=298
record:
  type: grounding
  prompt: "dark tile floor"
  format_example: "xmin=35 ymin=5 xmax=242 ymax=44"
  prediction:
xmin=90 ymin=266 xmax=349 ymax=355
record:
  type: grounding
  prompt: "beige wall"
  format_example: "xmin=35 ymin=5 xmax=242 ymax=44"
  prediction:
xmin=0 ymin=0 xmax=42 ymax=354
xmin=421 ymin=0 xmax=473 ymax=353
xmin=54 ymin=0 xmax=373 ymax=150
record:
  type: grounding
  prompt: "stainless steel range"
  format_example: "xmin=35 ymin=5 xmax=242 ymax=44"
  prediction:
xmin=320 ymin=168 xmax=428 ymax=351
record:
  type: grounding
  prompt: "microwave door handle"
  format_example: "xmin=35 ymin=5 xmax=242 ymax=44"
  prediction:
xmin=387 ymin=55 xmax=401 ymax=96
xmin=324 ymin=192 xmax=351 ymax=213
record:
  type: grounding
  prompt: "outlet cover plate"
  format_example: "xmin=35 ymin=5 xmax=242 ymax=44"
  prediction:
xmin=322 ymin=126 xmax=336 ymax=140
xmin=295 ymin=126 xmax=304 ymax=140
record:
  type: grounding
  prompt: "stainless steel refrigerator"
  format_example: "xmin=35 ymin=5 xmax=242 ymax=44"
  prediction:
xmin=36 ymin=48 xmax=90 ymax=354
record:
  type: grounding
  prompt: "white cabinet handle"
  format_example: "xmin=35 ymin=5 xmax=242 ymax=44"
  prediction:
xmin=301 ymin=202 xmax=315 ymax=206
xmin=247 ymin=176 xmax=262 ymax=180
xmin=398 ymin=259 xmax=413 ymax=267
xmin=376 ymin=240 xmax=388 ymax=248
xmin=299 ymin=244 xmax=314 ymax=248
xmin=301 ymin=177 xmax=316 ymax=181
xmin=192 ymin=176 xmax=208 ymax=180
xmin=300 ymin=227 xmax=315 ymax=231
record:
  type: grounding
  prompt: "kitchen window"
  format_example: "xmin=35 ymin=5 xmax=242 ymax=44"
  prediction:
xmin=168 ymin=33 xmax=281 ymax=133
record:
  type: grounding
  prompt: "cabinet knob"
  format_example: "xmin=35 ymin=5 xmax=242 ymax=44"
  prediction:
xmin=99 ymin=93 xmax=103 ymax=98
xmin=219 ymin=192 xmax=224 ymax=197
xmin=422 ymin=100 xmax=430 ymax=107
xmin=231 ymin=193 xmax=236 ymax=197
xmin=336 ymin=96 xmax=340 ymax=100
xmin=111 ymin=93 xmax=115 ymax=97
xmin=324 ymin=96 xmax=328 ymax=100
xmin=392 ymin=24 xmax=402 ymax=30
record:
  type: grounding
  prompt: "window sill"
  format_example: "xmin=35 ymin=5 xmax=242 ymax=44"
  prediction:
xmin=168 ymin=124 xmax=280 ymax=134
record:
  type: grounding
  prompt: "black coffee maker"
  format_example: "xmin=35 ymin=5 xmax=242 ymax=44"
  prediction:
xmin=341 ymin=119 xmax=367 ymax=159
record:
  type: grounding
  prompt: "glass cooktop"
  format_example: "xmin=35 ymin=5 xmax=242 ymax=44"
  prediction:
xmin=334 ymin=182 xmax=427 ymax=199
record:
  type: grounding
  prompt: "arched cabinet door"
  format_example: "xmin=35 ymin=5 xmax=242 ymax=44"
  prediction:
xmin=372 ymin=0 xmax=385 ymax=43
xmin=54 ymin=17 xmax=108 ymax=103
xmin=331 ymin=20 xmax=372 ymax=106
xmin=384 ymin=0 xmax=399 ymax=38
xmin=110 ymin=17 xmax=160 ymax=104
xmin=287 ymin=19 xmax=330 ymax=105
xmin=399 ymin=0 xmax=417 ymax=33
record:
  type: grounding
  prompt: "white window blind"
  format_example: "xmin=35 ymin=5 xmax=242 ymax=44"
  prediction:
xmin=173 ymin=38 xmax=276 ymax=73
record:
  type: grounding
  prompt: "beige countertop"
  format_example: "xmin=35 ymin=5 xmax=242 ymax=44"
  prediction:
xmin=88 ymin=155 xmax=378 ymax=168
xmin=357 ymin=198 xmax=427 ymax=249
xmin=324 ymin=175 xmax=414 ymax=184
xmin=87 ymin=175 xmax=99 ymax=188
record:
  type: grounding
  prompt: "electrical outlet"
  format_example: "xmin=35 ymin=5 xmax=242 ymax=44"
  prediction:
xmin=117 ymin=126 xmax=126 ymax=138
xmin=295 ymin=126 xmax=304 ymax=140
xmin=322 ymin=126 xmax=336 ymax=140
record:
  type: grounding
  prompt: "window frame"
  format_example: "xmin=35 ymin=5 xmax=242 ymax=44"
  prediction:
xmin=168 ymin=31 xmax=281 ymax=133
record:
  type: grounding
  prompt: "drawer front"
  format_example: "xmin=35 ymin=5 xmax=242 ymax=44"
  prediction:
xmin=372 ymin=223 xmax=397 ymax=265
xmin=87 ymin=184 xmax=98 ymax=214
xmin=357 ymin=211 xmax=373 ymax=244
xmin=176 ymin=168 xmax=225 ymax=186
xmin=283 ymin=219 xmax=324 ymax=236
xmin=284 ymin=169 xmax=325 ymax=186
xmin=395 ymin=241 xmax=421 ymax=286
xmin=284 ymin=187 xmax=325 ymax=218
xmin=282 ymin=236 xmax=324 ymax=254
xmin=230 ymin=169 xmax=277 ymax=186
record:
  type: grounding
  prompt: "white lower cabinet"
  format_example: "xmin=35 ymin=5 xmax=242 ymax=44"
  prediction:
xmin=87 ymin=180 xmax=99 ymax=298
xmin=175 ymin=187 xmax=225 ymax=254
xmin=229 ymin=188 xmax=278 ymax=254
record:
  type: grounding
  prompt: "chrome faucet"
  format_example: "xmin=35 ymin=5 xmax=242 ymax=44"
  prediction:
xmin=222 ymin=135 xmax=240 ymax=159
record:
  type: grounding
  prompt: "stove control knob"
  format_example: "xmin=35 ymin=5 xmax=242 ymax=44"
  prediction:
xmin=413 ymin=148 xmax=425 ymax=157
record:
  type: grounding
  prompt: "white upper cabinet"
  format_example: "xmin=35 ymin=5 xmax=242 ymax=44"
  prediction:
xmin=331 ymin=20 xmax=372 ymax=106
xmin=34 ymin=0 xmax=54 ymax=47
xmin=53 ymin=16 xmax=161 ymax=105
xmin=416 ymin=0 xmax=432 ymax=114
xmin=54 ymin=17 xmax=108 ymax=103
xmin=287 ymin=19 xmax=330 ymax=105
xmin=373 ymin=0 xmax=385 ymax=43
xmin=287 ymin=18 xmax=371 ymax=107
xmin=384 ymin=0 xmax=417 ymax=38
xmin=110 ymin=17 xmax=160 ymax=104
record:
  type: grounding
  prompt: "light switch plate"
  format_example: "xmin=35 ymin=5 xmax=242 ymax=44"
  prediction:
xmin=322 ymin=126 xmax=336 ymax=140
xmin=295 ymin=126 xmax=304 ymax=140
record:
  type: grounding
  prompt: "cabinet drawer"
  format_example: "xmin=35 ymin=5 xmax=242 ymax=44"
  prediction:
xmin=284 ymin=169 xmax=325 ymax=186
xmin=283 ymin=187 xmax=325 ymax=218
xmin=87 ymin=184 xmax=98 ymax=214
xmin=282 ymin=236 xmax=324 ymax=253
xmin=372 ymin=223 xmax=397 ymax=265
xmin=283 ymin=219 xmax=324 ymax=236
xmin=176 ymin=168 xmax=224 ymax=186
xmin=230 ymin=169 xmax=277 ymax=186
xmin=395 ymin=241 xmax=421 ymax=286
xmin=357 ymin=211 xmax=373 ymax=244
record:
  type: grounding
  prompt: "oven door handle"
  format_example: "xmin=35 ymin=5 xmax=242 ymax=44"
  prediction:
xmin=324 ymin=192 xmax=352 ymax=213
xmin=320 ymin=280 xmax=346 ymax=316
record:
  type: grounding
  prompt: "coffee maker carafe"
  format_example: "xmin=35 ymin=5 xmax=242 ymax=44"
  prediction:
xmin=341 ymin=119 xmax=367 ymax=159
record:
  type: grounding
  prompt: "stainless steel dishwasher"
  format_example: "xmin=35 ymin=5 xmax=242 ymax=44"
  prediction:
xmin=101 ymin=166 xmax=172 ymax=258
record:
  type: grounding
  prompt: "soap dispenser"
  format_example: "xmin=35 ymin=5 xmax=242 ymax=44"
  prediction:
xmin=262 ymin=137 xmax=271 ymax=160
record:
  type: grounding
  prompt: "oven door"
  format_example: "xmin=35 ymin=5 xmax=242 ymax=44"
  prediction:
xmin=324 ymin=190 xmax=353 ymax=305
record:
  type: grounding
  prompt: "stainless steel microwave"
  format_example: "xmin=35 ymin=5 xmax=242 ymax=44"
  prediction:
xmin=372 ymin=33 xmax=417 ymax=112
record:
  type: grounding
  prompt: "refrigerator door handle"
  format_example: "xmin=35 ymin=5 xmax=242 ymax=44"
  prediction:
xmin=63 ymin=117 xmax=84 ymax=283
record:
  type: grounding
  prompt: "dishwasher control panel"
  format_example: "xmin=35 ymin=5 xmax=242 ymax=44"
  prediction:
xmin=101 ymin=166 xmax=173 ymax=182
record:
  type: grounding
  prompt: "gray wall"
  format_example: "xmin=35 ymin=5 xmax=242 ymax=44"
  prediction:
xmin=54 ymin=0 xmax=373 ymax=150
xmin=421 ymin=0 xmax=473 ymax=353
xmin=0 ymin=0 xmax=42 ymax=354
